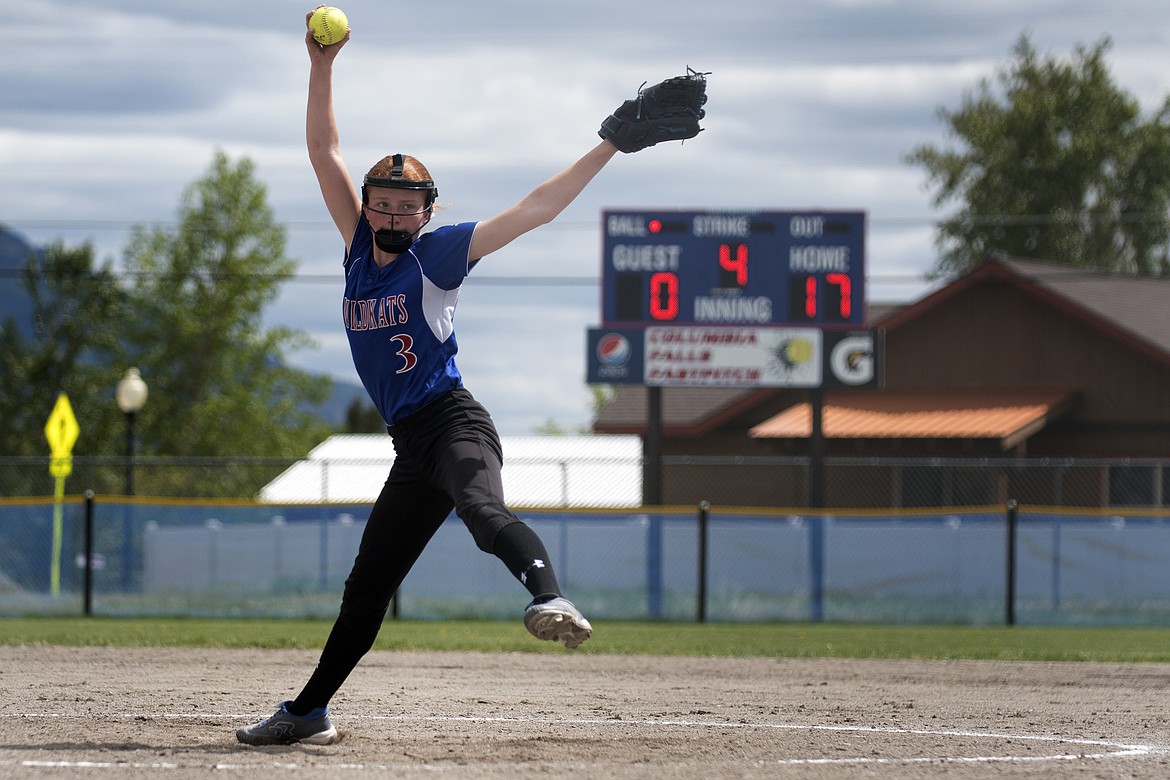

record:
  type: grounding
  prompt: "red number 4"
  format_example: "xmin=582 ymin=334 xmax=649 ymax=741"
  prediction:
xmin=719 ymin=243 xmax=748 ymax=286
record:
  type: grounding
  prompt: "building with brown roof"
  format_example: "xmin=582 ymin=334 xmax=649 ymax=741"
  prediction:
xmin=592 ymin=256 xmax=1170 ymax=508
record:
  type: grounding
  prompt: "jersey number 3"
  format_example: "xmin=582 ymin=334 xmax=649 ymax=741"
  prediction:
xmin=390 ymin=334 xmax=418 ymax=374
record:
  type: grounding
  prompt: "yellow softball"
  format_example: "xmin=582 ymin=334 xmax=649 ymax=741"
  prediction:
xmin=309 ymin=6 xmax=348 ymax=46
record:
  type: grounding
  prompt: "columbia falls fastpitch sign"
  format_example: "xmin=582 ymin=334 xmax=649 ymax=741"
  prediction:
xmin=586 ymin=209 xmax=880 ymax=389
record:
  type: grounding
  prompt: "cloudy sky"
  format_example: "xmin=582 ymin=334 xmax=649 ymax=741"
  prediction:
xmin=5 ymin=1 xmax=1170 ymax=434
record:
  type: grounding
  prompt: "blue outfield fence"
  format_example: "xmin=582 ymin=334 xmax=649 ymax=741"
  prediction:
xmin=1 ymin=494 xmax=1169 ymax=625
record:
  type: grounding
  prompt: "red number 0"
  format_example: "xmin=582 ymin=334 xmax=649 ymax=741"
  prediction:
xmin=649 ymin=272 xmax=679 ymax=320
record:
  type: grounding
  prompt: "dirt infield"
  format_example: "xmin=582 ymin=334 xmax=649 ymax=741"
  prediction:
xmin=1 ymin=645 xmax=1169 ymax=778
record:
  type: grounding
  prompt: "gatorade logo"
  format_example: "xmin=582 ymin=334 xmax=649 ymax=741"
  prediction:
xmin=829 ymin=334 xmax=875 ymax=386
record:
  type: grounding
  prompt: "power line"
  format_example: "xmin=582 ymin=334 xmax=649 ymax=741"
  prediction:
xmin=1 ymin=219 xmax=601 ymax=232
xmin=0 ymin=268 xmax=933 ymax=286
xmin=4 ymin=211 xmax=1168 ymax=234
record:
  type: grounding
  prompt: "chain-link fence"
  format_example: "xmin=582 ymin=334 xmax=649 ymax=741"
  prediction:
xmin=2 ymin=495 xmax=1169 ymax=626
xmin=1 ymin=454 xmax=1167 ymax=508
xmin=1 ymin=453 xmax=1168 ymax=625
xmin=0 ymin=456 xmax=302 ymax=501
xmin=659 ymin=456 xmax=1169 ymax=509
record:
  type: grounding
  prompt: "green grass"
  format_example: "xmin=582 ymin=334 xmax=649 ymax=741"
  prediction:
xmin=4 ymin=617 xmax=1170 ymax=662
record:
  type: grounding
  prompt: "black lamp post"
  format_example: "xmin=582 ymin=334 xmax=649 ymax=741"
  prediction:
xmin=115 ymin=368 xmax=148 ymax=591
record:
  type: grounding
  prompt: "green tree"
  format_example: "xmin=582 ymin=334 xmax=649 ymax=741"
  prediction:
xmin=344 ymin=397 xmax=386 ymax=433
xmin=907 ymin=35 xmax=1170 ymax=277
xmin=122 ymin=151 xmax=332 ymax=476
xmin=532 ymin=419 xmax=570 ymax=436
xmin=0 ymin=240 xmax=131 ymax=460
xmin=590 ymin=384 xmax=617 ymax=418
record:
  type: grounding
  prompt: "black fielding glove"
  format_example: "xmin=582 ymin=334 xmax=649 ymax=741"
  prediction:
xmin=599 ymin=67 xmax=709 ymax=153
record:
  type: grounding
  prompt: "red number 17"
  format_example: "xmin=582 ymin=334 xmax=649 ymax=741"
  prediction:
xmin=803 ymin=272 xmax=852 ymax=320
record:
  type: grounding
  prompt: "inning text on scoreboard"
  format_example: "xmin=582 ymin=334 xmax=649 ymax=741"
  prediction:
xmin=601 ymin=209 xmax=866 ymax=328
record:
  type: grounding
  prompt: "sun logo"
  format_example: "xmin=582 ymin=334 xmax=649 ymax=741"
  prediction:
xmin=771 ymin=337 xmax=814 ymax=375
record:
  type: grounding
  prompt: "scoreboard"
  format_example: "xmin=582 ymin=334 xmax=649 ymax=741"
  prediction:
xmin=601 ymin=209 xmax=865 ymax=328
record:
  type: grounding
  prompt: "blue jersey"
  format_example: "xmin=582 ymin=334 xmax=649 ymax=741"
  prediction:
xmin=343 ymin=214 xmax=479 ymax=424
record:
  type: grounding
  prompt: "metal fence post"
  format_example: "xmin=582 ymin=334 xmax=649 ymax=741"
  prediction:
xmin=84 ymin=490 xmax=95 ymax=617
xmin=697 ymin=501 xmax=709 ymax=623
xmin=1006 ymin=498 xmax=1018 ymax=625
xmin=809 ymin=513 xmax=825 ymax=622
xmin=646 ymin=514 xmax=662 ymax=618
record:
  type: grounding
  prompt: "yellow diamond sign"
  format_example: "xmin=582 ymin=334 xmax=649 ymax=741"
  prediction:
xmin=44 ymin=393 xmax=80 ymax=477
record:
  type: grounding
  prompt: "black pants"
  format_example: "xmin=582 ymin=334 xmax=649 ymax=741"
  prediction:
xmin=291 ymin=388 xmax=560 ymax=711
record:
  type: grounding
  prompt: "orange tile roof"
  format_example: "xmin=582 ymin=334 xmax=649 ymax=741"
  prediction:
xmin=749 ymin=391 xmax=1078 ymax=450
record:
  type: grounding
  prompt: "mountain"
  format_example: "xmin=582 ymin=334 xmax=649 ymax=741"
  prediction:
xmin=313 ymin=379 xmax=372 ymax=429
xmin=1 ymin=225 xmax=372 ymax=429
xmin=0 ymin=226 xmax=39 ymax=338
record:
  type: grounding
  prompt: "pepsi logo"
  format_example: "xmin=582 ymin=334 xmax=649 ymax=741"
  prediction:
xmin=596 ymin=333 xmax=631 ymax=366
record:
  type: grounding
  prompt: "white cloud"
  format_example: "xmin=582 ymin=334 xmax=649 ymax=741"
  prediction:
xmin=6 ymin=0 xmax=1170 ymax=434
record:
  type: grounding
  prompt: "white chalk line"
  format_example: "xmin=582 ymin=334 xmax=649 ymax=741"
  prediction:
xmin=2 ymin=712 xmax=1162 ymax=769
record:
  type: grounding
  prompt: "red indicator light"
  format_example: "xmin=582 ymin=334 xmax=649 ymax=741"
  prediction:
xmin=648 ymin=219 xmax=662 ymax=233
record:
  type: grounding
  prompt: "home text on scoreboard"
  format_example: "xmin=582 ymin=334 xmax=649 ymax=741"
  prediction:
xmin=601 ymin=209 xmax=866 ymax=328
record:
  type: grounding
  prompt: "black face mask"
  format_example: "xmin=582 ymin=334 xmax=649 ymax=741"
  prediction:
xmin=363 ymin=154 xmax=437 ymax=255
xmin=367 ymin=205 xmax=432 ymax=254
xmin=373 ymin=227 xmax=416 ymax=254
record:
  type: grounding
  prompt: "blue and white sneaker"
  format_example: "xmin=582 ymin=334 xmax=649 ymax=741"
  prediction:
xmin=236 ymin=701 xmax=339 ymax=745
xmin=524 ymin=597 xmax=593 ymax=649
